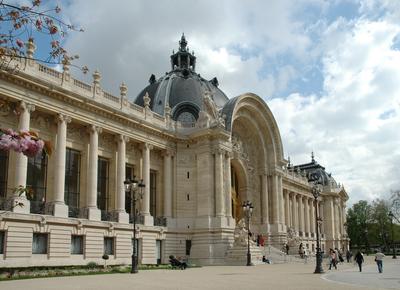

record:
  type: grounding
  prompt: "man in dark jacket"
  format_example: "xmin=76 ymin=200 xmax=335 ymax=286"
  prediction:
xmin=355 ymin=251 xmax=364 ymax=272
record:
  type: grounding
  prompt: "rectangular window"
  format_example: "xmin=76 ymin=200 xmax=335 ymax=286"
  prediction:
xmin=156 ymin=239 xmax=162 ymax=265
xmin=0 ymin=231 xmax=5 ymax=254
xmin=27 ymin=153 xmax=48 ymax=214
xmin=97 ymin=158 xmax=109 ymax=211
xmin=185 ymin=240 xmax=192 ymax=256
xmin=104 ymin=237 xmax=114 ymax=255
xmin=32 ymin=233 xmax=48 ymax=254
xmin=71 ymin=235 xmax=83 ymax=255
xmin=150 ymin=170 xmax=157 ymax=216
xmin=125 ymin=164 xmax=135 ymax=214
xmin=0 ymin=151 xmax=8 ymax=203
xmin=65 ymin=148 xmax=80 ymax=211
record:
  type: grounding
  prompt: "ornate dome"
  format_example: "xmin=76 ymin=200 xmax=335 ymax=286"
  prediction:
xmin=134 ymin=34 xmax=229 ymax=124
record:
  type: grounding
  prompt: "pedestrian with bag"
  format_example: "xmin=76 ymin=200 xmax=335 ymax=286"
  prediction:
xmin=354 ymin=250 xmax=364 ymax=272
xmin=374 ymin=250 xmax=385 ymax=273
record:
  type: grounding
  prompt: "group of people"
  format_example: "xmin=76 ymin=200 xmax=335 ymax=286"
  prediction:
xmin=354 ymin=250 xmax=386 ymax=273
xmin=328 ymin=248 xmax=345 ymax=270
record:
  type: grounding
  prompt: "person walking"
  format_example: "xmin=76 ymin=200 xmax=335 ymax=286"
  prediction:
xmin=355 ymin=251 xmax=364 ymax=272
xmin=374 ymin=250 xmax=385 ymax=273
xmin=346 ymin=249 xmax=352 ymax=263
xmin=329 ymin=249 xmax=337 ymax=270
xmin=285 ymin=243 xmax=289 ymax=255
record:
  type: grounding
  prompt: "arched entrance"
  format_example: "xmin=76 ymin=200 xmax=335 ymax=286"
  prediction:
xmin=230 ymin=159 xmax=247 ymax=223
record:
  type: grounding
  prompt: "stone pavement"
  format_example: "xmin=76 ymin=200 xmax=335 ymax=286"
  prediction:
xmin=0 ymin=257 xmax=398 ymax=290
xmin=323 ymin=256 xmax=400 ymax=289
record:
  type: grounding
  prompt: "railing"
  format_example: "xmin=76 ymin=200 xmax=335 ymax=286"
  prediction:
xmin=0 ymin=197 xmax=6 ymax=210
xmin=154 ymin=216 xmax=167 ymax=227
xmin=38 ymin=64 xmax=61 ymax=78
xmin=101 ymin=210 xmax=115 ymax=222
xmin=73 ymin=78 xmax=92 ymax=92
xmin=103 ymin=91 xmax=119 ymax=103
xmin=129 ymin=214 xmax=144 ymax=225
xmin=30 ymin=200 xmax=46 ymax=214
xmin=130 ymin=102 xmax=144 ymax=112
xmin=68 ymin=207 xmax=80 ymax=218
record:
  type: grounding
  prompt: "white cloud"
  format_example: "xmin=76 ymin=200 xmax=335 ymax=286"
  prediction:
xmin=270 ymin=15 xmax=400 ymax=205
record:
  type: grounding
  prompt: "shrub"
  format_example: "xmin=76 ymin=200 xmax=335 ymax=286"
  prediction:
xmin=86 ymin=262 xmax=98 ymax=269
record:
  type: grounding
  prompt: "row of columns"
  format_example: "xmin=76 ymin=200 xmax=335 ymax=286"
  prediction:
xmin=8 ymin=101 xmax=174 ymax=225
xmin=284 ymin=190 xmax=319 ymax=237
xmin=284 ymin=189 xmax=346 ymax=242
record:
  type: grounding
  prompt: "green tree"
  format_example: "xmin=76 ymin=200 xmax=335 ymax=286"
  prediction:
xmin=347 ymin=200 xmax=372 ymax=251
xmin=370 ymin=199 xmax=391 ymax=250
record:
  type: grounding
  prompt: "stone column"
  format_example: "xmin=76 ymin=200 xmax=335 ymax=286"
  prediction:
xmin=141 ymin=143 xmax=153 ymax=225
xmin=215 ymin=149 xmax=224 ymax=217
xmin=261 ymin=172 xmax=269 ymax=225
xmin=163 ymin=150 xmax=172 ymax=218
xmin=47 ymin=114 xmax=71 ymax=217
xmin=304 ymin=197 xmax=310 ymax=236
xmin=278 ymin=175 xmax=285 ymax=226
xmin=10 ymin=101 xmax=35 ymax=213
xmin=113 ymin=135 xmax=129 ymax=223
xmin=334 ymin=198 xmax=341 ymax=239
xmin=225 ymin=152 xmax=233 ymax=218
xmin=298 ymin=195 xmax=304 ymax=235
xmin=291 ymin=192 xmax=297 ymax=230
xmin=271 ymin=174 xmax=280 ymax=224
xmin=284 ymin=190 xmax=290 ymax=227
xmin=84 ymin=125 xmax=102 ymax=221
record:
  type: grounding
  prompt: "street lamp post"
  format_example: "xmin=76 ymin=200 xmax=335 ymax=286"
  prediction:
xmin=242 ymin=201 xmax=254 ymax=266
xmin=124 ymin=177 xmax=145 ymax=274
xmin=388 ymin=211 xmax=397 ymax=259
xmin=308 ymin=173 xmax=324 ymax=274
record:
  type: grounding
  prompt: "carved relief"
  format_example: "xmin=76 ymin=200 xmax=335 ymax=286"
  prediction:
xmin=99 ymin=133 xmax=114 ymax=149
xmin=31 ymin=112 xmax=52 ymax=131
xmin=67 ymin=123 xmax=86 ymax=142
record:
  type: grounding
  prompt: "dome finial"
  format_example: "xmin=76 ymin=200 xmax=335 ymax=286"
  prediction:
xmin=311 ymin=151 xmax=315 ymax=163
xmin=179 ymin=33 xmax=187 ymax=51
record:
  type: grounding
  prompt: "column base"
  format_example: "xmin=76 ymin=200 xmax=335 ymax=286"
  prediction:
xmin=8 ymin=196 xmax=30 ymax=214
xmin=45 ymin=202 xmax=68 ymax=217
xmin=82 ymin=207 xmax=101 ymax=221
xmin=112 ymin=210 xmax=129 ymax=224
xmin=142 ymin=214 xmax=154 ymax=226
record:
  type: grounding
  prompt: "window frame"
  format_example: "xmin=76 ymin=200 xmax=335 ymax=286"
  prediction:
xmin=103 ymin=237 xmax=114 ymax=256
xmin=32 ymin=233 xmax=48 ymax=254
xmin=97 ymin=157 xmax=109 ymax=211
xmin=71 ymin=235 xmax=84 ymax=255
xmin=65 ymin=148 xmax=81 ymax=209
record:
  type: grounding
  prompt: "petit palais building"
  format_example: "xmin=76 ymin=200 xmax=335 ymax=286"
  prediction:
xmin=0 ymin=35 xmax=349 ymax=267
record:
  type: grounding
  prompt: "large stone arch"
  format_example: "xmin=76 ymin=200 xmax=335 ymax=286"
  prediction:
xmin=222 ymin=93 xmax=285 ymax=167
xmin=222 ymin=93 xmax=285 ymax=226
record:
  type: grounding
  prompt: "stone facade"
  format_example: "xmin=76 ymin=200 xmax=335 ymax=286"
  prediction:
xmin=0 ymin=37 xmax=348 ymax=267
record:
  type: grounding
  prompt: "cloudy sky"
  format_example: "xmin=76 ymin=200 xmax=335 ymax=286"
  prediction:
xmin=43 ymin=0 xmax=400 ymax=205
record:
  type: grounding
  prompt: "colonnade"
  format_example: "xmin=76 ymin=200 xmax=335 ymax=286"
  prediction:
xmin=7 ymin=101 xmax=174 ymax=225
xmin=283 ymin=188 xmax=346 ymax=248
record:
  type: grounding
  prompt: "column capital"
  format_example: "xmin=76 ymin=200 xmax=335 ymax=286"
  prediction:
xmin=56 ymin=113 xmax=72 ymax=124
xmin=17 ymin=101 xmax=35 ymax=114
xmin=88 ymin=125 xmax=102 ymax=134
xmin=140 ymin=142 xmax=153 ymax=151
xmin=225 ymin=151 xmax=233 ymax=159
xmin=116 ymin=134 xmax=129 ymax=143
xmin=162 ymin=149 xmax=175 ymax=157
xmin=212 ymin=147 xmax=224 ymax=155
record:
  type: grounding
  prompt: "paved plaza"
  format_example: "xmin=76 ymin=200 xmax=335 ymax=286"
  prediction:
xmin=0 ymin=257 xmax=398 ymax=290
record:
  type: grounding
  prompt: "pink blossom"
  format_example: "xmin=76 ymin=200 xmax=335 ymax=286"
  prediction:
xmin=16 ymin=39 xmax=24 ymax=48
